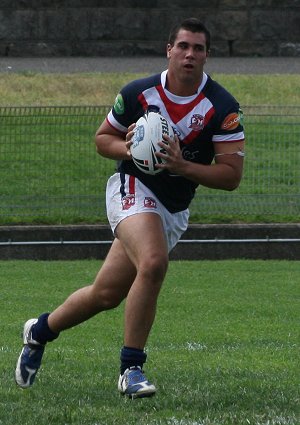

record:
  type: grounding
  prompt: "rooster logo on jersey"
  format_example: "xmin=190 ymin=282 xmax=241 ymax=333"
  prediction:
xmin=189 ymin=114 xmax=205 ymax=131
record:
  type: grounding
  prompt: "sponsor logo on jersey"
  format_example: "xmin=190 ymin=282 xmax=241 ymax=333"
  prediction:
xmin=189 ymin=114 xmax=205 ymax=131
xmin=122 ymin=194 xmax=135 ymax=210
xmin=144 ymin=197 xmax=157 ymax=209
xmin=114 ymin=93 xmax=125 ymax=115
xmin=221 ymin=112 xmax=241 ymax=131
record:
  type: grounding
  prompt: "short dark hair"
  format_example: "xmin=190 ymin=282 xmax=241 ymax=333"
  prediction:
xmin=168 ymin=18 xmax=211 ymax=52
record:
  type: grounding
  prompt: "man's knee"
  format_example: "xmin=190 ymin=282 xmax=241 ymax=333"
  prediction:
xmin=90 ymin=286 xmax=125 ymax=311
xmin=139 ymin=253 xmax=168 ymax=283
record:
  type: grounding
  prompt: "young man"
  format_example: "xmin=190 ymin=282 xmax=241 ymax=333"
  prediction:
xmin=15 ymin=18 xmax=245 ymax=398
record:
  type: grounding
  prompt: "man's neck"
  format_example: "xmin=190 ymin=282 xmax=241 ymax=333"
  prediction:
xmin=165 ymin=71 xmax=204 ymax=97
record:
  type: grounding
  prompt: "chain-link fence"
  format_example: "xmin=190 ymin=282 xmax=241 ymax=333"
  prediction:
xmin=0 ymin=105 xmax=299 ymax=224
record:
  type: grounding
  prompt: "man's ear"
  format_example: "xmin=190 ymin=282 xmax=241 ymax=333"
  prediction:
xmin=166 ymin=44 xmax=172 ymax=58
xmin=204 ymin=49 xmax=210 ymax=63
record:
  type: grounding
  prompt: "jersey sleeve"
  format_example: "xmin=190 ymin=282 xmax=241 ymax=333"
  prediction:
xmin=106 ymin=75 xmax=159 ymax=134
xmin=212 ymin=102 xmax=245 ymax=143
xmin=106 ymin=84 xmax=135 ymax=134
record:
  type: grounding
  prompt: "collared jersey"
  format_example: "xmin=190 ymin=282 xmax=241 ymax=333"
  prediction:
xmin=107 ymin=70 xmax=245 ymax=213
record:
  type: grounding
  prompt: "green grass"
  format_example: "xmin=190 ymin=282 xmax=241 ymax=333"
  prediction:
xmin=2 ymin=104 xmax=299 ymax=224
xmin=0 ymin=73 xmax=299 ymax=224
xmin=1 ymin=260 xmax=299 ymax=425
xmin=0 ymin=73 xmax=299 ymax=107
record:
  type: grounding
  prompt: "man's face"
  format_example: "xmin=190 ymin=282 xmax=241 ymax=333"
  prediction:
xmin=167 ymin=29 xmax=209 ymax=83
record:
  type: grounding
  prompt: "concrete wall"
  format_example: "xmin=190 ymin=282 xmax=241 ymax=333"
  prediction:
xmin=0 ymin=1 xmax=299 ymax=57
xmin=1 ymin=224 xmax=299 ymax=260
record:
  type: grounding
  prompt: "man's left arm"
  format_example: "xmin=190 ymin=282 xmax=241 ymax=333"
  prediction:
xmin=156 ymin=137 xmax=245 ymax=191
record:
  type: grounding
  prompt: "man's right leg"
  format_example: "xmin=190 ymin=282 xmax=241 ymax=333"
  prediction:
xmin=15 ymin=239 xmax=136 ymax=388
xmin=116 ymin=213 xmax=169 ymax=398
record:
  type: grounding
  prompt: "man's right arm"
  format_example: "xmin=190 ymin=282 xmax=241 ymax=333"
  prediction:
xmin=95 ymin=119 xmax=132 ymax=161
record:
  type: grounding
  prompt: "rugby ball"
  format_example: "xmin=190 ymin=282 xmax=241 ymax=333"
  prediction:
xmin=130 ymin=110 xmax=174 ymax=175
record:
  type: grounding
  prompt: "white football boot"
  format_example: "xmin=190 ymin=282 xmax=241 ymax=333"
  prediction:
xmin=118 ymin=366 xmax=156 ymax=399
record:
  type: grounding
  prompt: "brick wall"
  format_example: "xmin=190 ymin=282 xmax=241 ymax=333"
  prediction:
xmin=0 ymin=0 xmax=299 ymax=57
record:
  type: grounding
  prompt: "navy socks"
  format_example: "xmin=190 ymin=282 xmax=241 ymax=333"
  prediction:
xmin=31 ymin=313 xmax=59 ymax=345
xmin=120 ymin=346 xmax=147 ymax=375
xmin=30 ymin=314 xmax=147 ymax=375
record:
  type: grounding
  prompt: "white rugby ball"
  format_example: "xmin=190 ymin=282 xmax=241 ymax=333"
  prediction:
xmin=130 ymin=110 xmax=174 ymax=175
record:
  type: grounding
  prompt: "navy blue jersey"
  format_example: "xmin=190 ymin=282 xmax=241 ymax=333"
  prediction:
xmin=107 ymin=70 xmax=244 ymax=213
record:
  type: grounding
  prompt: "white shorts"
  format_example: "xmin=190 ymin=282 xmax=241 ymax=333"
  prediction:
xmin=106 ymin=173 xmax=189 ymax=252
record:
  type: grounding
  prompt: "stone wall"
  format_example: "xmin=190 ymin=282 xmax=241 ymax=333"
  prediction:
xmin=0 ymin=1 xmax=299 ymax=57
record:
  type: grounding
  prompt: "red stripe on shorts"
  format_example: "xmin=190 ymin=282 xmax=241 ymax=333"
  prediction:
xmin=129 ymin=175 xmax=135 ymax=195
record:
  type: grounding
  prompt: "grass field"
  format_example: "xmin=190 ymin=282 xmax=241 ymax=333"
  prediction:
xmin=0 ymin=73 xmax=299 ymax=224
xmin=1 ymin=260 xmax=299 ymax=425
xmin=0 ymin=73 xmax=299 ymax=107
